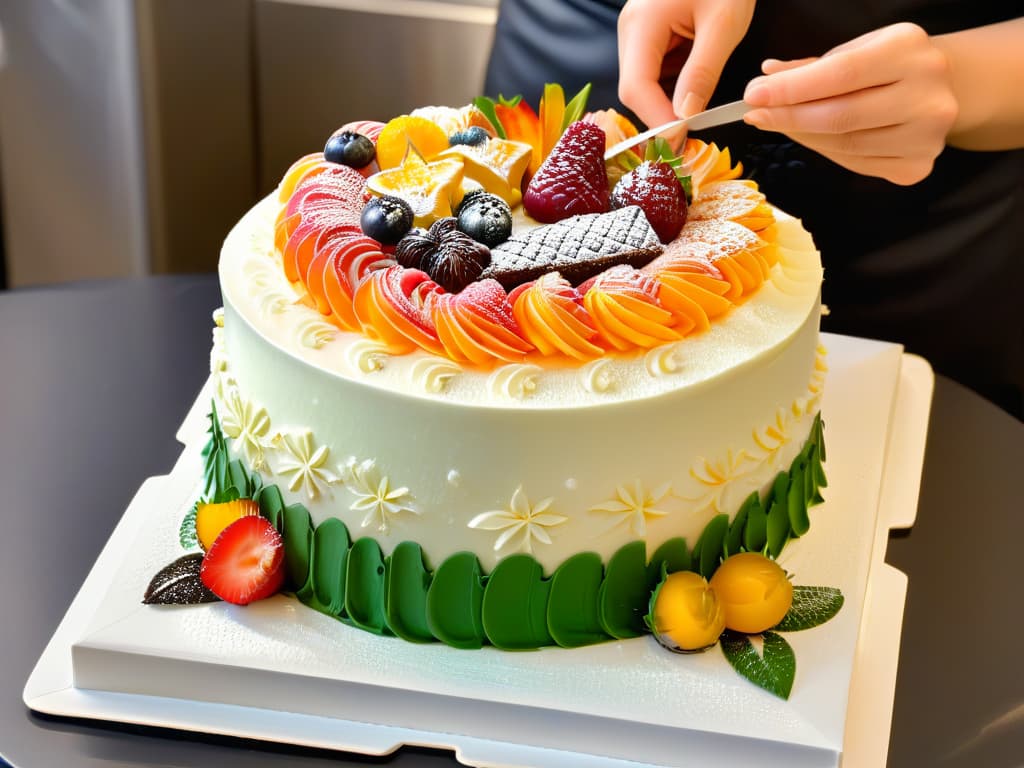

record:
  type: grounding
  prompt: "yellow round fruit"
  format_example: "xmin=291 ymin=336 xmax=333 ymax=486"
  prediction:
xmin=709 ymin=552 xmax=793 ymax=634
xmin=649 ymin=571 xmax=726 ymax=652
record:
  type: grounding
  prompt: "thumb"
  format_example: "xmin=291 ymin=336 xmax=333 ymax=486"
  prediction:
xmin=671 ymin=13 xmax=750 ymax=115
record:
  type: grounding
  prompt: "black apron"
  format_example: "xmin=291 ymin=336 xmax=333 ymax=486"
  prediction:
xmin=485 ymin=0 xmax=1024 ymax=418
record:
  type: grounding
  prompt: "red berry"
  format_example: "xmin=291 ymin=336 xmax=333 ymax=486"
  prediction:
xmin=610 ymin=161 xmax=688 ymax=243
xmin=200 ymin=516 xmax=285 ymax=605
xmin=523 ymin=121 xmax=609 ymax=223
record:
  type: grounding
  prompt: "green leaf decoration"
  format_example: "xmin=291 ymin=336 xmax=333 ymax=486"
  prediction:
xmin=202 ymin=402 xmax=231 ymax=502
xmin=720 ymin=630 xmax=796 ymax=700
xmin=385 ymin=542 xmax=435 ymax=643
xmin=426 ymin=552 xmax=486 ymax=649
xmin=774 ymin=586 xmax=844 ymax=632
xmin=598 ymin=541 xmax=648 ymax=639
xmin=562 ymin=82 xmax=592 ymax=129
xmin=345 ymin=537 xmax=391 ymax=635
xmin=482 ymin=554 xmax=553 ymax=650
xmin=646 ymin=537 xmax=691 ymax=591
xmin=497 ymin=93 xmax=523 ymax=108
xmin=179 ymin=503 xmax=199 ymax=550
xmin=726 ymin=493 xmax=755 ymax=556
xmin=743 ymin=494 xmax=768 ymax=552
xmin=471 ymin=97 xmax=507 ymax=139
xmin=814 ymin=412 xmax=826 ymax=463
xmin=143 ymin=553 xmax=219 ymax=605
xmin=256 ymin=484 xmax=285 ymax=532
xmin=766 ymin=474 xmax=791 ymax=558
xmin=282 ymin=503 xmax=313 ymax=592
xmin=227 ymin=459 xmax=250 ymax=500
xmin=643 ymin=138 xmax=693 ymax=203
xmin=547 ymin=552 xmax=608 ymax=648
xmin=694 ymin=514 xmax=729 ymax=579
xmin=788 ymin=459 xmax=810 ymax=537
xmin=309 ymin=518 xmax=351 ymax=617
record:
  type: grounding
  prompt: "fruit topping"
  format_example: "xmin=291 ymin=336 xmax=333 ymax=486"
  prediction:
xmin=646 ymin=570 xmax=726 ymax=653
xmin=394 ymin=228 xmax=435 ymax=269
xmin=709 ymin=552 xmax=793 ymax=634
xmin=511 ymin=272 xmax=603 ymax=359
xmin=523 ymin=120 xmax=609 ymax=223
xmin=360 ymin=195 xmax=414 ymax=245
xmin=582 ymin=265 xmax=679 ymax=350
xmin=421 ymin=229 xmax=491 ymax=293
xmin=366 ymin=153 xmax=465 ymax=227
xmin=318 ymin=236 xmax=391 ymax=330
xmin=480 ymin=205 xmax=661 ymax=290
xmin=449 ymin=126 xmax=490 ymax=147
xmin=195 ymin=499 xmax=260 ymax=552
xmin=429 ymin=216 xmax=460 ymax=240
xmin=611 ymin=161 xmax=689 ymax=243
xmin=687 ymin=179 xmax=775 ymax=232
xmin=200 ymin=515 xmax=286 ymax=605
xmin=682 ymin=138 xmax=743 ymax=198
xmin=375 ymin=115 xmax=450 ymax=170
xmin=353 ymin=265 xmax=445 ymax=355
xmin=324 ymin=131 xmax=376 ymax=170
xmin=438 ymin=138 xmax=532 ymax=207
xmin=456 ymin=192 xmax=513 ymax=247
xmin=337 ymin=120 xmax=385 ymax=143
xmin=410 ymin=104 xmax=494 ymax=137
xmin=432 ymin=278 xmax=533 ymax=364
xmin=143 ymin=553 xmax=220 ymax=605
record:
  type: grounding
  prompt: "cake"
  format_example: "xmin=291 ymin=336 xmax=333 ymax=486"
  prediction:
xmin=146 ymin=86 xmax=833 ymax=689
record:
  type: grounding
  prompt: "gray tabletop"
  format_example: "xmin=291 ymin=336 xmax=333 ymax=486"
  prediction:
xmin=1 ymin=275 xmax=1021 ymax=768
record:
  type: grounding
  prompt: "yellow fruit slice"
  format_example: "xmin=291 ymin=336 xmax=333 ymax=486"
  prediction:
xmin=195 ymin=499 xmax=261 ymax=551
xmin=410 ymin=104 xmax=495 ymax=137
xmin=367 ymin=152 xmax=465 ymax=227
xmin=375 ymin=115 xmax=450 ymax=170
xmin=438 ymin=139 xmax=532 ymax=207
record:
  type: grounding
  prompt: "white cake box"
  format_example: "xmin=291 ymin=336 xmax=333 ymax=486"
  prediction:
xmin=25 ymin=334 xmax=932 ymax=768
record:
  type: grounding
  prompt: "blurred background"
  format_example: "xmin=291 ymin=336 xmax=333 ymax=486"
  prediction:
xmin=0 ymin=0 xmax=498 ymax=288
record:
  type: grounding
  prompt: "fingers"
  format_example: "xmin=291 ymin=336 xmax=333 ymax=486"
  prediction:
xmin=744 ymin=85 xmax=903 ymax=135
xmin=808 ymin=149 xmax=937 ymax=186
xmin=618 ymin=2 xmax=683 ymax=127
xmin=670 ymin=8 xmax=751 ymax=115
xmin=761 ymin=57 xmax=817 ymax=75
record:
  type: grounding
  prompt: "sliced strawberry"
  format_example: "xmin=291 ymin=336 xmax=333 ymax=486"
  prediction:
xmin=523 ymin=121 xmax=609 ymax=223
xmin=200 ymin=516 xmax=285 ymax=605
xmin=611 ymin=161 xmax=688 ymax=243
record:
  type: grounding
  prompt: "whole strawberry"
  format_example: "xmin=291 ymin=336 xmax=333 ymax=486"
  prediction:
xmin=523 ymin=121 xmax=609 ymax=223
xmin=610 ymin=161 xmax=688 ymax=243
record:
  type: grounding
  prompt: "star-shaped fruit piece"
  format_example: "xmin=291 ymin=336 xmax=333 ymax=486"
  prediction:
xmin=438 ymin=138 xmax=532 ymax=207
xmin=367 ymin=150 xmax=465 ymax=228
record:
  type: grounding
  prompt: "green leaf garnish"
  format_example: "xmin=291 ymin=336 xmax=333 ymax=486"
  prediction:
xmin=773 ymin=586 xmax=844 ymax=632
xmin=179 ymin=503 xmax=198 ymax=550
xmin=471 ymin=96 xmax=507 ymax=139
xmin=720 ymin=630 xmax=796 ymax=699
xmin=562 ymin=83 xmax=592 ymax=130
xmin=643 ymin=138 xmax=693 ymax=203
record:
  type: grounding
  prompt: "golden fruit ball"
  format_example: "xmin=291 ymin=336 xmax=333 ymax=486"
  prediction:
xmin=650 ymin=570 xmax=726 ymax=652
xmin=709 ymin=552 xmax=793 ymax=634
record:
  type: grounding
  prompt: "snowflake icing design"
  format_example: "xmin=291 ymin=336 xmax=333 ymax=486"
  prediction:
xmin=273 ymin=430 xmax=339 ymax=501
xmin=468 ymin=485 xmax=567 ymax=554
xmin=343 ymin=458 xmax=418 ymax=533
xmin=219 ymin=387 xmax=272 ymax=470
xmin=590 ymin=480 xmax=672 ymax=536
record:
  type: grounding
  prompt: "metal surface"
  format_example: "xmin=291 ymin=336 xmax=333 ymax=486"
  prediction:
xmin=603 ymin=100 xmax=751 ymax=160
xmin=1 ymin=276 xmax=1022 ymax=767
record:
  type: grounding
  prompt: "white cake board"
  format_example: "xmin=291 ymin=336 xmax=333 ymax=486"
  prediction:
xmin=24 ymin=333 xmax=933 ymax=768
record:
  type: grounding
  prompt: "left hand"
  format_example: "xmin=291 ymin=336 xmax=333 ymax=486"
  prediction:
xmin=742 ymin=23 xmax=959 ymax=185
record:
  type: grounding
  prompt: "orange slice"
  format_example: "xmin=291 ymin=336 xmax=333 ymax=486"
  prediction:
xmin=195 ymin=499 xmax=260 ymax=551
xmin=375 ymin=115 xmax=450 ymax=170
xmin=410 ymin=104 xmax=495 ymax=137
xmin=367 ymin=152 xmax=465 ymax=227
xmin=438 ymin=138 xmax=532 ymax=206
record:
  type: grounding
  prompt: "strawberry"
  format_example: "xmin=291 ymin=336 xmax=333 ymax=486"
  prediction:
xmin=200 ymin=515 xmax=285 ymax=605
xmin=610 ymin=161 xmax=688 ymax=244
xmin=523 ymin=121 xmax=609 ymax=223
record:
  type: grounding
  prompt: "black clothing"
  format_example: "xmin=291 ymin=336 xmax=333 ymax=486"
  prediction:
xmin=485 ymin=0 xmax=1024 ymax=418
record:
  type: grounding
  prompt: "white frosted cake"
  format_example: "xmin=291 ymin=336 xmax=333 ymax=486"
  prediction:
xmin=148 ymin=90 xmax=831 ymax=665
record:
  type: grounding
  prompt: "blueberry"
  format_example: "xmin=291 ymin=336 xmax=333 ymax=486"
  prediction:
xmin=449 ymin=126 xmax=490 ymax=147
xmin=360 ymin=196 xmax=414 ymax=245
xmin=324 ymin=131 xmax=376 ymax=169
xmin=457 ymin=193 xmax=513 ymax=247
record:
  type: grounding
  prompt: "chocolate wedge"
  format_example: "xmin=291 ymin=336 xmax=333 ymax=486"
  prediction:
xmin=480 ymin=206 xmax=662 ymax=290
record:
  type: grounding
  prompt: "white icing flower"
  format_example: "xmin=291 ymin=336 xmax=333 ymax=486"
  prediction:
xmin=487 ymin=364 xmax=541 ymax=400
xmin=343 ymin=458 xmax=418 ymax=533
xmin=212 ymin=307 xmax=225 ymax=327
xmin=580 ymin=358 xmax=616 ymax=394
xmin=752 ymin=407 xmax=791 ymax=459
xmin=295 ymin=316 xmax=338 ymax=349
xmin=410 ymin=357 xmax=462 ymax=393
xmin=644 ymin=342 xmax=685 ymax=377
xmin=219 ymin=386 xmax=271 ymax=470
xmin=468 ymin=485 xmax=567 ymax=555
xmin=590 ymin=480 xmax=672 ymax=536
xmin=244 ymin=260 xmax=295 ymax=315
xmin=273 ymin=430 xmax=339 ymax=500
xmin=346 ymin=338 xmax=390 ymax=373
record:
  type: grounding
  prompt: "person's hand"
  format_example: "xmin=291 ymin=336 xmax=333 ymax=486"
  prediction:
xmin=742 ymin=23 xmax=959 ymax=185
xmin=617 ymin=0 xmax=756 ymax=128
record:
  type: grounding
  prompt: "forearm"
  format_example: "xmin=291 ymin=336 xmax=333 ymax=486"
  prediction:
xmin=934 ymin=18 xmax=1024 ymax=150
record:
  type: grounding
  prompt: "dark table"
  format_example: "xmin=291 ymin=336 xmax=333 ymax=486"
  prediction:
xmin=2 ymin=275 xmax=1021 ymax=768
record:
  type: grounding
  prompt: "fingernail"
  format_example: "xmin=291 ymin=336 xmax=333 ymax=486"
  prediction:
xmin=680 ymin=91 xmax=705 ymax=118
xmin=744 ymin=80 xmax=769 ymax=106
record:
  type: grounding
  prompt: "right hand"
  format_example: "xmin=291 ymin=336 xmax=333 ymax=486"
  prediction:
xmin=617 ymin=0 xmax=756 ymax=128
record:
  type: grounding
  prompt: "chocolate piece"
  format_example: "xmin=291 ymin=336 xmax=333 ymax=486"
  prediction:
xmin=479 ymin=206 xmax=662 ymax=290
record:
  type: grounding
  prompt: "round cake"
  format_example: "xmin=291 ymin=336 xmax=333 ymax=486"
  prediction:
xmin=202 ymin=90 xmax=827 ymax=650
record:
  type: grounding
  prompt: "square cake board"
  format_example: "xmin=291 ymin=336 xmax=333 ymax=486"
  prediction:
xmin=24 ymin=333 xmax=933 ymax=768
